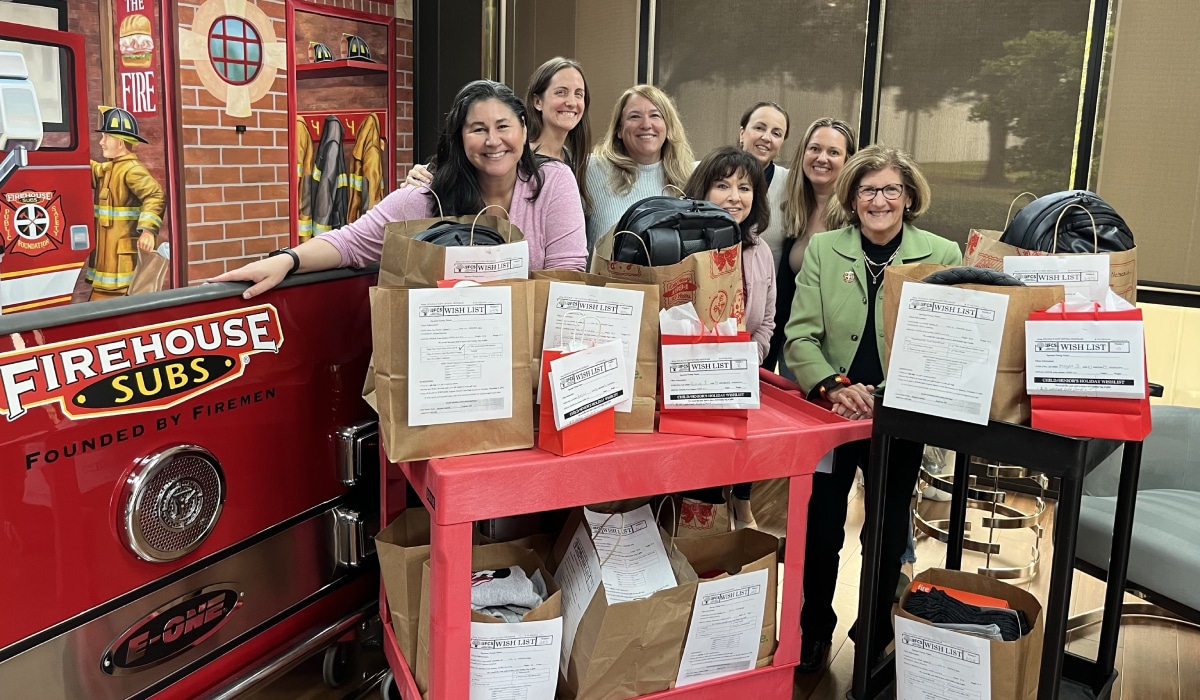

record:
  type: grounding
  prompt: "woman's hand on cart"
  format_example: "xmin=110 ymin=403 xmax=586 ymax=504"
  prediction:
xmin=829 ymin=383 xmax=874 ymax=420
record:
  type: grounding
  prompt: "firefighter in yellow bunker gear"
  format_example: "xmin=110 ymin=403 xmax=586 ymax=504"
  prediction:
xmin=88 ymin=106 xmax=165 ymax=301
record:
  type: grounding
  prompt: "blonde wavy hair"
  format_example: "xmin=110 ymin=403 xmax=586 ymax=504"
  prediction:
xmin=593 ymin=84 xmax=694 ymax=196
xmin=781 ymin=118 xmax=857 ymax=239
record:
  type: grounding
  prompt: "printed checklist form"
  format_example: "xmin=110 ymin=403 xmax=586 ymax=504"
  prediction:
xmin=895 ymin=615 xmax=991 ymax=700
xmin=469 ymin=616 xmax=563 ymax=700
xmin=407 ymin=286 xmax=513 ymax=426
xmin=884 ymin=282 xmax=1010 ymax=425
xmin=583 ymin=504 xmax=677 ymax=604
xmin=674 ymin=568 xmax=769 ymax=687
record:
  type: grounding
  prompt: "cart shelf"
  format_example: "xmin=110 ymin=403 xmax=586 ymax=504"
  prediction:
xmin=379 ymin=370 xmax=871 ymax=699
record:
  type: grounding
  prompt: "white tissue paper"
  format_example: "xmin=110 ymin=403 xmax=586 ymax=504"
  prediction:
xmin=658 ymin=303 xmax=739 ymax=337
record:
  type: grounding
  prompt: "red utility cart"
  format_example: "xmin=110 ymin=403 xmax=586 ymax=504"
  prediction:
xmin=378 ymin=370 xmax=871 ymax=699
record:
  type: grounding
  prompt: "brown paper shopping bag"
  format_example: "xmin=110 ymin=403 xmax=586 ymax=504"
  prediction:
xmin=896 ymin=569 xmax=1043 ymax=700
xmin=128 ymin=249 xmax=170 ymax=295
xmin=882 ymin=263 xmax=1063 ymax=424
xmin=549 ymin=506 xmax=700 ymax=700
xmin=963 ymin=228 xmax=1137 ymax=304
xmin=590 ymin=229 xmax=743 ymax=328
xmin=415 ymin=543 xmax=562 ymax=695
xmin=377 ymin=190 xmax=527 ymax=288
xmin=672 ymin=528 xmax=779 ymax=663
xmin=375 ymin=509 xmax=432 ymax=665
xmin=370 ymin=280 xmax=535 ymax=462
xmin=531 ymin=270 xmax=660 ymax=433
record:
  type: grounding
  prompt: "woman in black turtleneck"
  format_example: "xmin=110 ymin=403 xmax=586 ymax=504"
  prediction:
xmin=782 ymin=145 xmax=961 ymax=675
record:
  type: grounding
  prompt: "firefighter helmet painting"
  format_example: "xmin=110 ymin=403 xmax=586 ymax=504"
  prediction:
xmin=342 ymin=34 xmax=374 ymax=62
xmin=86 ymin=106 xmax=165 ymax=301
xmin=309 ymin=42 xmax=334 ymax=63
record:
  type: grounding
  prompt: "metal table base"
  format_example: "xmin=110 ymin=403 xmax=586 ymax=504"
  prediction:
xmin=850 ymin=401 xmax=1143 ymax=700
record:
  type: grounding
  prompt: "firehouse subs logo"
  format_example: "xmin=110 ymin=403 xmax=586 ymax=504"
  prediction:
xmin=0 ymin=189 xmax=66 ymax=257
xmin=102 ymin=585 xmax=241 ymax=674
xmin=0 ymin=305 xmax=283 ymax=422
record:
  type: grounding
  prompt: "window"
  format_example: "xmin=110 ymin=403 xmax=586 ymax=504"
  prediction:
xmin=654 ymin=0 xmax=868 ymax=166
xmin=208 ymin=16 xmax=263 ymax=86
xmin=875 ymin=0 xmax=1092 ymax=246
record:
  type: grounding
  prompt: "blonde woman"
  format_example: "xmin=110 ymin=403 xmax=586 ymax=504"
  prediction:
xmin=584 ymin=84 xmax=695 ymax=254
xmin=763 ymin=118 xmax=857 ymax=374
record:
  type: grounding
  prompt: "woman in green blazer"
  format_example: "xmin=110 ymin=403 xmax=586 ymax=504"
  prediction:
xmin=783 ymin=145 xmax=961 ymax=673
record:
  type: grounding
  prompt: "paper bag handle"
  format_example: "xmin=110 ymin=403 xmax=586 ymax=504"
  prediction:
xmin=1005 ymin=191 xmax=1038 ymax=226
xmin=661 ymin=184 xmax=686 ymax=198
xmin=555 ymin=310 xmax=606 ymax=348
xmin=611 ymin=229 xmax=653 ymax=264
xmin=654 ymin=496 xmax=679 ymax=539
xmin=471 ymin=204 xmax=516 ymax=244
xmin=1052 ymin=203 xmax=1099 ymax=254
xmin=397 ymin=187 xmax=446 ymax=236
xmin=589 ymin=511 xmax=623 ymax=568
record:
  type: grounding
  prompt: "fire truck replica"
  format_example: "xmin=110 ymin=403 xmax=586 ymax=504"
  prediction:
xmin=0 ymin=0 xmax=407 ymax=697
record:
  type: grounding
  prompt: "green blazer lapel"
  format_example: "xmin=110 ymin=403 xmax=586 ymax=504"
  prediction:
xmin=895 ymin=223 xmax=934 ymax=263
xmin=831 ymin=227 xmax=868 ymax=299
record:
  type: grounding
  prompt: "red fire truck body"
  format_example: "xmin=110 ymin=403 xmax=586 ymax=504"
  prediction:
xmin=0 ymin=272 xmax=380 ymax=698
xmin=0 ymin=21 xmax=94 ymax=313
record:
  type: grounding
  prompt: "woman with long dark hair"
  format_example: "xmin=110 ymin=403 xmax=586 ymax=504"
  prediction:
xmin=212 ymin=80 xmax=587 ymax=296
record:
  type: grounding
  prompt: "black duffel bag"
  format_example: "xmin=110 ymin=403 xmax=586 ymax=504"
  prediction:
xmin=610 ymin=196 xmax=740 ymax=266
xmin=412 ymin=219 xmax=507 ymax=247
xmin=1000 ymin=190 xmax=1133 ymax=254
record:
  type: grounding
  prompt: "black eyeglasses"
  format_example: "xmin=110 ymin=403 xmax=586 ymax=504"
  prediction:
xmin=856 ymin=184 xmax=905 ymax=201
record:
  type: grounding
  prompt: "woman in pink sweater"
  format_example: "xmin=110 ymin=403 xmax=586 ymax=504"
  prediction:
xmin=212 ymin=80 xmax=587 ymax=297
xmin=682 ymin=146 xmax=775 ymax=528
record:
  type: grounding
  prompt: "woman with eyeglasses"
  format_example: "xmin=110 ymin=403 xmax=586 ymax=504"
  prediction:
xmin=782 ymin=144 xmax=960 ymax=674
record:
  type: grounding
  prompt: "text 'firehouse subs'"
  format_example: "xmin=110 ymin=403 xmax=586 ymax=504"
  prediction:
xmin=0 ymin=306 xmax=284 ymax=421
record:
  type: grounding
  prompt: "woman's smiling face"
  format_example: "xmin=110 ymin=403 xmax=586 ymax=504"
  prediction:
xmin=461 ymin=98 xmax=526 ymax=180
xmin=802 ymin=126 xmax=849 ymax=192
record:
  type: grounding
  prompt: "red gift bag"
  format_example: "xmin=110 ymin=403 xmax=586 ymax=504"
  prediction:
xmin=658 ymin=331 xmax=756 ymax=439
xmin=538 ymin=348 xmax=616 ymax=456
xmin=1027 ymin=306 xmax=1152 ymax=441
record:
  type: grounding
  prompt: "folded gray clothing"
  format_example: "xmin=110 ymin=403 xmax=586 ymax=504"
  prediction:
xmin=471 ymin=566 xmax=544 ymax=611
xmin=478 ymin=605 xmax=534 ymax=623
xmin=932 ymin=622 xmax=1004 ymax=641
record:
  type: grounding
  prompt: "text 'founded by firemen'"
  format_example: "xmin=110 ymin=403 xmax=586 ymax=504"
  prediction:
xmin=24 ymin=388 xmax=276 ymax=469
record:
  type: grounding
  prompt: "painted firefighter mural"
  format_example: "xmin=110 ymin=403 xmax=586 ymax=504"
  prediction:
xmin=85 ymin=106 xmax=166 ymax=301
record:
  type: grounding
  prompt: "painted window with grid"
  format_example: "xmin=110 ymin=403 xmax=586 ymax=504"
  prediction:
xmin=207 ymin=16 xmax=263 ymax=86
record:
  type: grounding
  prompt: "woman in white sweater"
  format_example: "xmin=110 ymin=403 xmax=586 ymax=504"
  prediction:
xmin=584 ymin=85 xmax=695 ymax=253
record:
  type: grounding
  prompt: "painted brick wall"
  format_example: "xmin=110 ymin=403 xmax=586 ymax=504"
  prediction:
xmin=307 ymin=0 xmax=397 ymax=18
xmin=177 ymin=0 xmax=413 ymax=283
xmin=395 ymin=17 xmax=413 ymax=186
xmin=178 ymin=0 xmax=290 ymax=284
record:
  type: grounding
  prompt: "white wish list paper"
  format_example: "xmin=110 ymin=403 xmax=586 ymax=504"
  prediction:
xmin=583 ymin=504 xmax=677 ymax=604
xmin=443 ymin=240 xmax=530 ymax=282
xmin=1025 ymin=319 xmax=1145 ymax=398
xmin=469 ymin=616 xmax=563 ymax=700
xmin=548 ymin=340 xmax=628 ymax=430
xmin=407 ymin=286 xmax=513 ymax=427
xmin=895 ymin=616 xmax=991 ymax=700
xmin=884 ymin=282 xmax=1009 ymax=425
xmin=1003 ymin=253 xmax=1110 ymax=302
xmin=553 ymin=523 xmax=603 ymax=673
xmin=674 ymin=568 xmax=769 ymax=687
xmin=543 ymin=282 xmax=644 ymax=412
xmin=661 ymin=341 xmax=760 ymax=409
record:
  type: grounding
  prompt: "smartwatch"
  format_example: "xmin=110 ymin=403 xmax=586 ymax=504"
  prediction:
xmin=817 ymin=374 xmax=852 ymax=398
xmin=267 ymin=247 xmax=301 ymax=276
